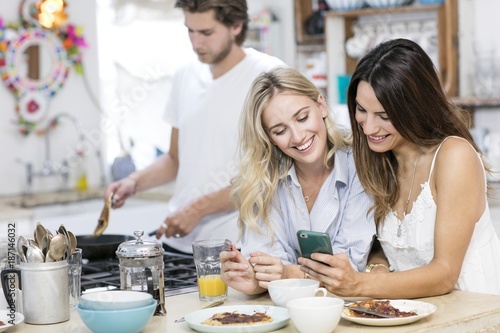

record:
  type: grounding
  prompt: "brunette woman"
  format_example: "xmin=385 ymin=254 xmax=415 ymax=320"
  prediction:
xmin=299 ymin=38 xmax=500 ymax=297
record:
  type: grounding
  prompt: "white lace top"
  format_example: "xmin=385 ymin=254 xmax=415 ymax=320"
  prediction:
xmin=378 ymin=137 xmax=500 ymax=295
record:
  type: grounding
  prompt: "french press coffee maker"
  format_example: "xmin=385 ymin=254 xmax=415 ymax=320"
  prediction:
xmin=116 ymin=230 xmax=166 ymax=315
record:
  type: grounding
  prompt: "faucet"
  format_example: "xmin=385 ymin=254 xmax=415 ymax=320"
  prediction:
xmin=21 ymin=113 xmax=85 ymax=195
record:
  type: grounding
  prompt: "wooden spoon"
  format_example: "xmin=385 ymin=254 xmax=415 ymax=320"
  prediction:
xmin=94 ymin=192 xmax=113 ymax=237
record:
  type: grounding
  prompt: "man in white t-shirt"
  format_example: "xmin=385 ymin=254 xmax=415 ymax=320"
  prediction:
xmin=105 ymin=0 xmax=285 ymax=254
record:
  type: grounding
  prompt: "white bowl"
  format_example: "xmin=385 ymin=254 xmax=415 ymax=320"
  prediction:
xmin=365 ymin=0 xmax=414 ymax=9
xmin=80 ymin=290 xmax=153 ymax=311
xmin=287 ymin=297 xmax=344 ymax=333
xmin=326 ymin=0 xmax=365 ymax=11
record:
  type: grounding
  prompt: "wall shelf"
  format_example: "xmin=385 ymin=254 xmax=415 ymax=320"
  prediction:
xmin=296 ymin=44 xmax=326 ymax=52
xmin=325 ymin=0 xmax=458 ymax=104
xmin=452 ymin=97 xmax=500 ymax=109
xmin=294 ymin=0 xmax=325 ymax=45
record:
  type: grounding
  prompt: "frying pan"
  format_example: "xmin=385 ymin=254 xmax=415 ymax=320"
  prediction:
xmin=76 ymin=234 xmax=134 ymax=260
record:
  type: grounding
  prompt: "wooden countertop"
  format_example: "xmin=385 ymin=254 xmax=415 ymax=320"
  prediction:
xmin=8 ymin=289 xmax=500 ymax=332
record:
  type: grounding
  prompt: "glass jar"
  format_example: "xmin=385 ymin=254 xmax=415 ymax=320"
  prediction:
xmin=116 ymin=230 xmax=166 ymax=315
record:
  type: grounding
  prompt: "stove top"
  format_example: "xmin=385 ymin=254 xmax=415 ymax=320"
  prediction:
xmin=81 ymin=252 xmax=199 ymax=297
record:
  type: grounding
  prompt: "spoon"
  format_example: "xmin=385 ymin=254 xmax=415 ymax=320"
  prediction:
xmin=17 ymin=235 xmax=28 ymax=262
xmin=45 ymin=250 xmax=54 ymax=262
xmin=58 ymin=224 xmax=69 ymax=238
xmin=58 ymin=225 xmax=71 ymax=258
xmin=35 ymin=222 xmax=47 ymax=248
xmin=26 ymin=242 xmax=45 ymax=263
xmin=67 ymin=231 xmax=77 ymax=256
xmin=40 ymin=234 xmax=49 ymax=257
xmin=49 ymin=234 xmax=68 ymax=261
xmin=45 ymin=228 xmax=54 ymax=240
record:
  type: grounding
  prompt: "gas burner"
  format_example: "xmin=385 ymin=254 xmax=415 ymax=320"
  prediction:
xmin=81 ymin=252 xmax=199 ymax=297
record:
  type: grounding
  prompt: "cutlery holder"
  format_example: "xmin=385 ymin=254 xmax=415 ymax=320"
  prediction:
xmin=1 ymin=260 xmax=69 ymax=324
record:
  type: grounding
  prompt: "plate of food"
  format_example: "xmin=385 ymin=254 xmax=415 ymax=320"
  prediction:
xmin=184 ymin=304 xmax=290 ymax=333
xmin=0 ymin=310 xmax=25 ymax=332
xmin=342 ymin=299 xmax=437 ymax=327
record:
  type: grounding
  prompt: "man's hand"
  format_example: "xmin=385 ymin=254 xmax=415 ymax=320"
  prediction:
xmin=155 ymin=201 xmax=203 ymax=239
xmin=105 ymin=177 xmax=137 ymax=208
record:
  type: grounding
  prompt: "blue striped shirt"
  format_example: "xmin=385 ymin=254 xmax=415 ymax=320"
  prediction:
xmin=242 ymin=148 xmax=376 ymax=272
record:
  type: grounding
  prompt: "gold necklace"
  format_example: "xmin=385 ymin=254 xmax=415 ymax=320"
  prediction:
xmin=299 ymin=169 xmax=329 ymax=202
xmin=304 ymin=181 xmax=323 ymax=202
xmin=398 ymin=147 xmax=422 ymax=237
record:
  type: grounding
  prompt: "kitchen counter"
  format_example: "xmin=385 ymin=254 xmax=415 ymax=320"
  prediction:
xmin=7 ymin=289 xmax=500 ymax=333
xmin=0 ymin=187 xmax=172 ymax=209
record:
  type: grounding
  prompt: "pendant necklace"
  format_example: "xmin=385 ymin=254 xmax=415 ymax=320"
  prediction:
xmin=301 ymin=169 xmax=329 ymax=203
xmin=304 ymin=182 xmax=322 ymax=202
xmin=398 ymin=147 xmax=422 ymax=237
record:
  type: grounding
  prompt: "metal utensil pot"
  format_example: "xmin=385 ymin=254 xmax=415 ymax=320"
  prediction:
xmin=116 ymin=230 xmax=166 ymax=315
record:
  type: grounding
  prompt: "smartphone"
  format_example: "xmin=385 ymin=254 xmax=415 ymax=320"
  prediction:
xmin=297 ymin=230 xmax=333 ymax=259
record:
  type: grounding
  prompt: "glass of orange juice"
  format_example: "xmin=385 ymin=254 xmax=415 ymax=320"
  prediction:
xmin=192 ymin=239 xmax=230 ymax=301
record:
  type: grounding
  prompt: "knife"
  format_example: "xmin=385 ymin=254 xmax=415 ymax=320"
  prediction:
xmin=344 ymin=306 xmax=400 ymax=318
xmin=174 ymin=300 xmax=224 ymax=323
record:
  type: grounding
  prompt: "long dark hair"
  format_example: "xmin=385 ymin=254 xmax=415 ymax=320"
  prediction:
xmin=347 ymin=38 xmax=481 ymax=224
xmin=175 ymin=0 xmax=248 ymax=45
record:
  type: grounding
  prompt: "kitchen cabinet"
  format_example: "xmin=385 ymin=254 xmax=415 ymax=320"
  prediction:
xmin=324 ymin=0 xmax=458 ymax=104
xmin=294 ymin=0 xmax=328 ymax=89
xmin=294 ymin=0 xmax=325 ymax=46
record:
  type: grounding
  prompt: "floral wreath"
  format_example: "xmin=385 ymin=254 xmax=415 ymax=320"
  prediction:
xmin=0 ymin=0 xmax=87 ymax=136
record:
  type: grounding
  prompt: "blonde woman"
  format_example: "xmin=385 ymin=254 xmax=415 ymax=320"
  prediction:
xmin=221 ymin=68 xmax=375 ymax=295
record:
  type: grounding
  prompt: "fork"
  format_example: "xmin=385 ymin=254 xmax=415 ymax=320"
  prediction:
xmin=174 ymin=300 xmax=225 ymax=323
xmin=343 ymin=305 xmax=399 ymax=318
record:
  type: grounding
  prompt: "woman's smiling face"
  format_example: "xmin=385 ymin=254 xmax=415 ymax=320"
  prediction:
xmin=262 ymin=93 xmax=328 ymax=167
xmin=355 ymin=81 xmax=406 ymax=153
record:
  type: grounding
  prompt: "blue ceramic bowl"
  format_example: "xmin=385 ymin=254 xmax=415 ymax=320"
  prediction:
xmin=76 ymin=299 xmax=156 ymax=333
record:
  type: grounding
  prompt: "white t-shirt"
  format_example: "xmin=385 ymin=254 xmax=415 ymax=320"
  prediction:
xmin=163 ymin=48 xmax=286 ymax=253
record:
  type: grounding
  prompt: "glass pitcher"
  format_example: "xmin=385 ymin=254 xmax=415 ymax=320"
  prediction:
xmin=116 ymin=230 xmax=166 ymax=315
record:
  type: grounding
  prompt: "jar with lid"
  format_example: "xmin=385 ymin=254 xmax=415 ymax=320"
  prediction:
xmin=116 ymin=230 xmax=166 ymax=315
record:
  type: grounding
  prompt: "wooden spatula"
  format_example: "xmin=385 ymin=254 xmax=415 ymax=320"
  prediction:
xmin=94 ymin=192 xmax=113 ymax=237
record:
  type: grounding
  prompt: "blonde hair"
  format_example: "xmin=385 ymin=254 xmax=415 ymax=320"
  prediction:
xmin=232 ymin=67 xmax=351 ymax=239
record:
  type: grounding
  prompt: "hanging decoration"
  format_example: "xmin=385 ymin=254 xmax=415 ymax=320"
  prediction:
xmin=37 ymin=0 xmax=68 ymax=29
xmin=0 ymin=0 xmax=87 ymax=136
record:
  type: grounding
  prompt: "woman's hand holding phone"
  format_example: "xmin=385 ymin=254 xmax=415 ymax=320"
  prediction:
xmin=297 ymin=230 xmax=333 ymax=259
